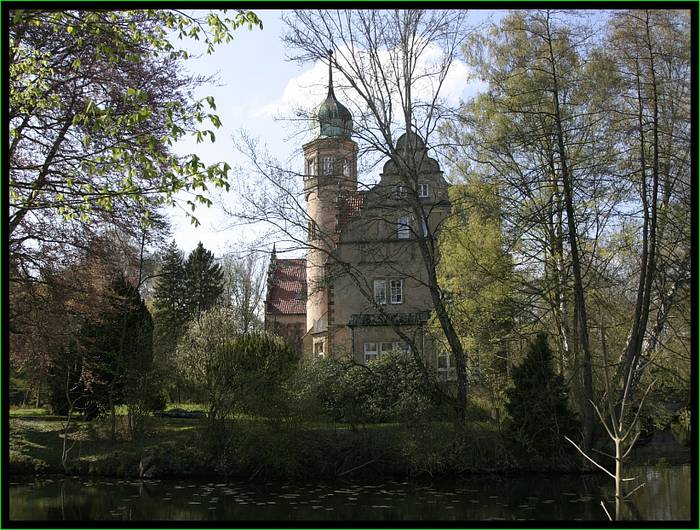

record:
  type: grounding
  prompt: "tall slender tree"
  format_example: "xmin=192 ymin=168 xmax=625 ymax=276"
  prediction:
xmin=184 ymin=242 xmax=225 ymax=320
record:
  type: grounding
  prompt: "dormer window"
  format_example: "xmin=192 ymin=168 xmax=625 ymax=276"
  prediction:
xmin=307 ymin=158 xmax=317 ymax=176
xmin=323 ymin=157 xmax=333 ymax=176
xmin=419 ymin=183 xmax=430 ymax=198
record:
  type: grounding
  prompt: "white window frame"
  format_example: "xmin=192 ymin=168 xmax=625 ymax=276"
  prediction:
xmin=364 ymin=342 xmax=378 ymax=364
xmin=308 ymin=220 xmax=318 ymax=241
xmin=397 ymin=216 xmax=410 ymax=239
xmin=322 ymin=156 xmax=333 ymax=176
xmin=342 ymin=158 xmax=351 ymax=176
xmin=313 ymin=338 xmax=325 ymax=356
xmin=307 ymin=157 xmax=316 ymax=176
xmin=418 ymin=183 xmax=430 ymax=198
xmin=390 ymin=279 xmax=403 ymax=304
xmin=373 ymin=279 xmax=387 ymax=305
xmin=437 ymin=351 xmax=457 ymax=381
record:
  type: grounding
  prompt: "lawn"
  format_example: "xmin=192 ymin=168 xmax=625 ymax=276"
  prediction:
xmin=10 ymin=405 xmax=205 ymax=475
xmin=9 ymin=404 xmax=520 ymax=479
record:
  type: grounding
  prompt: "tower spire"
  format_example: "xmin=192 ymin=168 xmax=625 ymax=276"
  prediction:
xmin=327 ymin=48 xmax=334 ymax=97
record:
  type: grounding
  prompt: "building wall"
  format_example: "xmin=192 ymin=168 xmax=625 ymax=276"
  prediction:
xmin=324 ymin=145 xmax=451 ymax=365
xmin=302 ymin=137 xmax=358 ymax=336
xmin=265 ymin=313 xmax=306 ymax=352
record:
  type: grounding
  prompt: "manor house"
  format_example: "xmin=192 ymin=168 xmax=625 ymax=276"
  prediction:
xmin=264 ymin=63 xmax=451 ymax=372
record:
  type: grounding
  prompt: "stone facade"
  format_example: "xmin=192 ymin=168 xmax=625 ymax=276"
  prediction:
xmin=264 ymin=64 xmax=450 ymax=371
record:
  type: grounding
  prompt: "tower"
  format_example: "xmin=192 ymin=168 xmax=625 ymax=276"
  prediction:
xmin=303 ymin=51 xmax=359 ymax=348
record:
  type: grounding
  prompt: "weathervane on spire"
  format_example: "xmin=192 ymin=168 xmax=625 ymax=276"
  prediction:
xmin=327 ymin=48 xmax=334 ymax=96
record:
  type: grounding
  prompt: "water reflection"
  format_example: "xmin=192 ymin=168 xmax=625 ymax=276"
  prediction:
xmin=9 ymin=465 xmax=690 ymax=521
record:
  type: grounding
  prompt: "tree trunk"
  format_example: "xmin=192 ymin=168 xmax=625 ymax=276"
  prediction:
xmin=545 ymin=14 xmax=595 ymax=452
xmin=109 ymin=396 xmax=116 ymax=441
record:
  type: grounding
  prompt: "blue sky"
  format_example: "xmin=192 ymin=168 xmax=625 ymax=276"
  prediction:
xmin=166 ymin=9 xmax=501 ymax=256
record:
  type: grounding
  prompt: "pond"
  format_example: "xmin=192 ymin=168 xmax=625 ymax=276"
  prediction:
xmin=8 ymin=465 xmax=691 ymax=522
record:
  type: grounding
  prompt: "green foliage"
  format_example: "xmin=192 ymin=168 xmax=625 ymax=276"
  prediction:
xmin=362 ymin=351 xmax=438 ymax=423
xmin=9 ymin=9 xmax=261 ymax=233
xmin=217 ymin=333 xmax=300 ymax=420
xmin=153 ymin=240 xmax=188 ymax=340
xmin=505 ymin=333 xmax=577 ymax=458
xmin=438 ymin=180 xmax=515 ymax=412
xmin=291 ymin=352 xmax=438 ymax=427
xmin=176 ymin=308 xmax=299 ymax=435
xmin=152 ymin=240 xmax=188 ymax=400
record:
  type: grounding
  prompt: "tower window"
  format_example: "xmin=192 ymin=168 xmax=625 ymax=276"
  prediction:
xmin=342 ymin=158 xmax=351 ymax=176
xmin=419 ymin=183 xmax=430 ymax=198
xmin=323 ymin=156 xmax=333 ymax=175
xmin=308 ymin=220 xmax=319 ymax=241
xmin=390 ymin=279 xmax=403 ymax=304
xmin=397 ymin=216 xmax=410 ymax=239
xmin=307 ymin=158 xmax=316 ymax=176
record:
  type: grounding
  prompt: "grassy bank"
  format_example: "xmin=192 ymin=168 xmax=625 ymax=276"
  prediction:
xmin=10 ymin=405 xmax=562 ymax=479
xmin=12 ymin=406 xmax=680 ymax=480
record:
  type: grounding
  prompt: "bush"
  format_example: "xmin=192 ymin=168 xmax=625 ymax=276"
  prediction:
xmin=289 ymin=356 xmax=368 ymax=426
xmin=505 ymin=332 xmax=577 ymax=460
xmin=176 ymin=309 xmax=300 ymax=449
xmin=290 ymin=351 xmax=437 ymax=427
xmin=363 ymin=351 xmax=437 ymax=423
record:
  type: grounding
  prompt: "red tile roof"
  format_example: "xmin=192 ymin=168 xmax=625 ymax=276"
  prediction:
xmin=266 ymin=258 xmax=307 ymax=315
xmin=337 ymin=191 xmax=366 ymax=232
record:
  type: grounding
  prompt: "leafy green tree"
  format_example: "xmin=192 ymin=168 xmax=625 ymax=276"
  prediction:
xmin=175 ymin=307 xmax=299 ymax=440
xmin=458 ymin=10 xmax=616 ymax=451
xmin=9 ymin=9 xmax=261 ymax=403
xmin=505 ymin=333 xmax=577 ymax=459
xmin=438 ymin=179 xmax=516 ymax=421
xmin=184 ymin=242 xmax=224 ymax=320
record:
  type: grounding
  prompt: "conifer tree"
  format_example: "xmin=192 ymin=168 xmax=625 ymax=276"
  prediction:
xmin=153 ymin=240 xmax=188 ymax=359
xmin=506 ymin=332 xmax=577 ymax=458
xmin=81 ymin=273 xmax=153 ymax=436
xmin=184 ymin=242 xmax=224 ymax=320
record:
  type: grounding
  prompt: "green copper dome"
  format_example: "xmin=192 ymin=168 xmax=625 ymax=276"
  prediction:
xmin=315 ymin=53 xmax=353 ymax=139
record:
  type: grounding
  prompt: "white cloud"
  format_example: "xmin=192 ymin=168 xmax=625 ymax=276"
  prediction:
xmin=257 ymin=43 xmax=486 ymax=126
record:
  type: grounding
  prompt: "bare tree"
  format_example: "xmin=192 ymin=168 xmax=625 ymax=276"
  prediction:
xmin=226 ymin=9 xmax=478 ymax=422
xmin=566 ymin=318 xmax=655 ymax=521
xmin=219 ymin=251 xmax=266 ymax=333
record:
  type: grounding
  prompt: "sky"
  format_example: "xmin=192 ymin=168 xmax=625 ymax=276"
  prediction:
xmin=166 ymin=9 xmax=500 ymax=257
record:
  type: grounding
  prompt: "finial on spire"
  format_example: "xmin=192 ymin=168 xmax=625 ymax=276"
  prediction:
xmin=327 ymin=48 xmax=334 ymax=97
xmin=271 ymin=243 xmax=277 ymax=259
